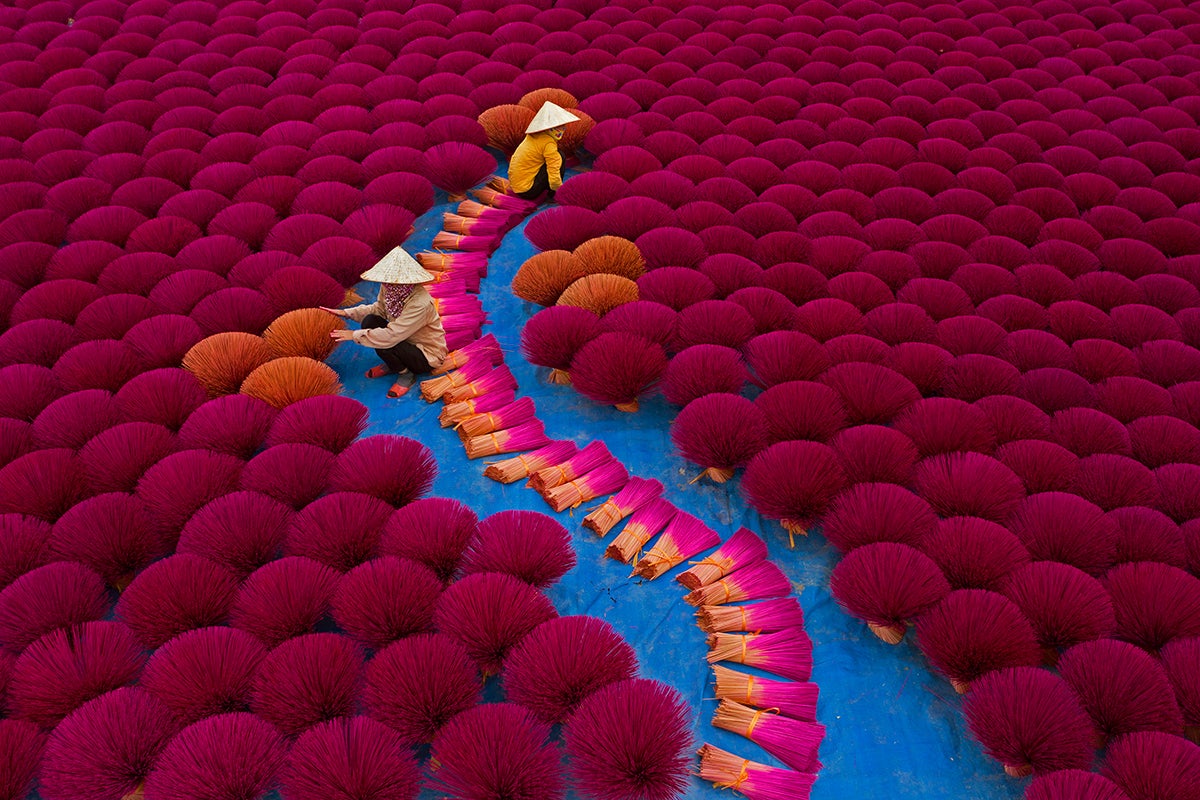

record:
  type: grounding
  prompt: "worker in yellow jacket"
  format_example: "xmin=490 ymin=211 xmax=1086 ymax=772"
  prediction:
xmin=507 ymin=101 xmax=581 ymax=202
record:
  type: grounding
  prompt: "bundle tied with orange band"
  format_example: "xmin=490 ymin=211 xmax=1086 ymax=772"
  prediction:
xmin=632 ymin=512 xmax=720 ymax=580
xmin=442 ymin=365 xmax=518 ymax=405
xmin=462 ymin=419 xmax=552 ymax=460
xmin=684 ymin=561 xmax=791 ymax=608
xmin=541 ymin=460 xmax=629 ymax=514
xmin=696 ymin=597 xmax=806 ymax=635
xmin=606 ymin=499 xmax=677 ymax=565
xmin=431 ymin=230 xmax=500 ymax=253
xmin=581 ymin=477 xmax=663 ymax=537
xmin=697 ymin=743 xmax=817 ymax=800
xmin=440 ymin=389 xmax=516 ymax=428
xmin=483 ymin=441 xmax=578 ymax=485
xmin=706 ymin=628 xmax=813 ymax=682
xmin=420 ymin=358 xmax=492 ymax=402
xmin=711 ymin=664 xmax=819 ymax=722
xmin=711 ymin=699 xmax=825 ymax=774
xmin=676 ymin=528 xmax=767 ymax=591
xmin=415 ymin=250 xmax=488 ymax=275
xmin=526 ymin=441 xmax=612 ymax=492
xmin=433 ymin=333 xmax=503 ymax=376
xmin=456 ymin=396 xmax=537 ymax=440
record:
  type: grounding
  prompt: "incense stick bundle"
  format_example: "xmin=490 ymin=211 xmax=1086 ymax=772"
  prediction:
xmin=677 ymin=528 xmax=768 ymax=591
xmin=428 ymin=279 xmax=469 ymax=299
xmin=440 ymin=310 xmax=488 ymax=334
xmin=431 ymin=231 xmax=500 ymax=253
xmin=607 ymin=499 xmax=678 ymax=564
xmin=443 ymin=365 xmax=517 ymax=404
xmin=483 ymin=441 xmax=578 ymax=484
xmin=711 ymin=665 xmax=819 ymax=722
xmin=462 ymin=420 xmax=551 ymax=460
xmin=633 ymin=513 xmax=721 ymax=580
xmin=434 ymin=334 xmax=503 ymax=376
xmin=456 ymin=397 xmax=537 ymax=440
xmin=472 ymin=187 xmax=536 ymax=212
xmin=421 ymin=358 xmax=491 ymax=402
xmin=456 ymin=199 xmax=494 ymax=218
xmin=440 ymin=389 xmax=516 ymax=427
xmin=432 ymin=295 xmax=484 ymax=317
xmin=442 ymin=213 xmax=505 ymax=236
xmin=697 ymin=598 xmax=806 ymax=634
xmin=416 ymin=251 xmax=488 ymax=274
xmin=486 ymin=176 xmax=510 ymax=193
xmin=581 ymin=477 xmax=663 ymax=537
xmin=433 ymin=268 xmax=481 ymax=293
xmin=706 ymin=628 xmax=813 ymax=681
xmin=685 ymin=561 xmax=791 ymax=607
xmin=527 ymin=441 xmax=613 ymax=492
xmin=712 ymin=700 xmax=824 ymax=773
xmin=541 ymin=461 xmax=630 ymax=513
xmin=697 ymin=744 xmax=816 ymax=800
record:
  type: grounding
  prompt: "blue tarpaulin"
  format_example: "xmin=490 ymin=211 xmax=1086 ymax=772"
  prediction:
xmin=329 ymin=189 xmax=1023 ymax=800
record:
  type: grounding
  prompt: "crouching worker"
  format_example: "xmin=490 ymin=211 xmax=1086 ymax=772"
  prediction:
xmin=322 ymin=245 xmax=446 ymax=398
xmin=508 ymin=101 xmax=581 ymax=202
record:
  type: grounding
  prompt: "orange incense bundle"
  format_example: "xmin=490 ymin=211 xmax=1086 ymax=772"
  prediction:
xmin=456 ymin=396 xmax=537 ymax=440
xmin=712 ymin=664 xmax=820 ymax=722
xmin=527 ymin=441 xmax=612 ymax=492
xmin=697 ymin=743 xmax=816 ymax=800
xmin=697 ymin=597 xmax=806 ymax=635
xmin=712 ymin=700 xmax=825 ymax=774
xmin=483 ymin=441 xmax=578 ymax=484
xmin=676 ymin=528 xmax=768 ymax=591
xmin=706 ymin=628 xmax=813 ymax=682
xmin=440 ymin=388 xmax=516 ymax=428
xmin=685 ymin=561 xmax=791 ymax=608
xmin=456 ymin=199 xmax=494 ymax=218
xmin=433 ymin=333 xmax=503 ymax=376
xmin=462 ymin=419 xmax=551 ymax=460
xmin=486 ymin=175 xmax=511 ymax=193
xmin=633 ymin=513 xmax=721 ymax=580
xmin=581 ymin=477 xmax=663 ymax=537
xmin=443 ymin=365 xmax=517 ymax=404
xmin=606 ymin=499 xmax=677 ymax=564
xmin=420 ymin=357 xmax=491 ymax=402
xmin=541 ymin=461 xmax=629 ymax=513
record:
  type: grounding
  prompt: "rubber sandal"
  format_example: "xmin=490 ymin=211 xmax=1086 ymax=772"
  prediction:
xmin=364 ymin=365 xmax=391 ymax=379
xmin=386 ymin=380 xmax=411 ymax=398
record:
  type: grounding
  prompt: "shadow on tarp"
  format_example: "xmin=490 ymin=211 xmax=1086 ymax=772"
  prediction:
xmin=328 ymin=187 xmax=1023 ymax=800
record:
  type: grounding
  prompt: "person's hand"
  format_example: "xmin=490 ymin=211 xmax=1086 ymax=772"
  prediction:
xmin=329 ymin=329 xmax=354 ymax=342
xmin=319 ymin=306 xmax=348 ymax=317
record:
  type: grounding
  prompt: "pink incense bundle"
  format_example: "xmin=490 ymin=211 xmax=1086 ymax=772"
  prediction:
xmin=431 ymin=230 xmax=499 ymax=253
xmin=607 ymin=499 xmax=677 ymax=564
xmin=483 ymin=440 xmax=578 ymax=485
xmin=528 ymin=441 xmax=614 ymax=492
xmin=685 ymin=561 xmax=791 ymax=607
xmin=542 ymin=461 xmax=630 ymax=514
xmin=472 ymin=186 xmax=537 ymax=212
xmin=443 ymin=364 xmax=518 ymax=405
xmin=456 ymin=396 xmax=537 ymax=440
xmin=677 ymin=528 xmax=768 ymax=591
xmin=443 ymin=212 xmax=506 ymax=236
xmin=582 ymin=477 xmax=663 ymax=537
xmin=440 ymin=389 xmax=517 ymax=428
xmin=707 ymin=628 xmax=814 ymax=681
xmin=434 ymin=333 xmax=503 ymax=376
xmin=463 ymin=420 xmax=552 ymax=460
xmin=416 ymin=250 xmax=488 ymax=275
xmin=698 ymin=598 xmax=807 ymax=635
xmin=698 ymin=743 xmax=816 ymax=800
xmin=420 ymin=358 xmax=492 ymax=403
xmin=712 ymin=664 xmax=819 ymax=722
xmin=712 ymin=699 xmax=825 ymax=773
xmin=432 ymin=295 xmax=485 ymax=318
xmin=634 ymin=512 xmax=722 ymax=580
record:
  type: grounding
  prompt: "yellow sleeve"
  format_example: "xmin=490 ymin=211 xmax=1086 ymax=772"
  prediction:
xmin=544 ymin=139 xmax=563 ymax=189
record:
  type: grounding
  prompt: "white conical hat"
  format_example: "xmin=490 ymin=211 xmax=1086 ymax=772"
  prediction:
xmin=360 ymin=246 xmax=435 ymax=284
xmin=526 ymin=101 xmax=581 ymax=134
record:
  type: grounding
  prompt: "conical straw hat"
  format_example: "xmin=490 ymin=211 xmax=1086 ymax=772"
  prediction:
xmin=526 ymin=101 xmax=581 ymax=134
xmin=360 ymin=246 xmax=436 ymax=284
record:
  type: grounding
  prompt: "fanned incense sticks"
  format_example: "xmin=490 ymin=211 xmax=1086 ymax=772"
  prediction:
xmin=677 ymin=528 xmax=768 ymax=590
xmin=527 ymin=441 xmax=613 ymax=492
xmin=711 ymin=665 xmax=819 ymax=722
xmin=463 ymin=420 xmax=552 ymax=460
xmin=706 ymin=628 xmax=814 ymax=682
xmin=607 ymin=499 xmax=678 ymax=564
xmin=582 ymin=477 xmax=663 ymax=537
xmin=483 ymin=441 xmax=579 ymax=485
xmin=697 ymin=744 xmax=816 ymax=800
xmin=542 ymin=461 xmax=630 ymax=514
xmin=685 ymin=561 xmax=791 ymax=607
xmin=711 ymin=700 xmax=825 ymax=773
xmin=434 ymin=334 xmax=503 ymax=376
xmin=697 ymin=598 xmax=807 ymax=635
xmin=440 ymin=389 xmax=517 ymax=428
xmin=431 ymin=231 xmax=498 ymax=253
xmin=443 ymin=365 xmax=518 ymax=405
xmin=421 ymin=359 xmax=492 ymax=403
xmin=456 ymin=397 xmax=537 ymax=440
xmin=633 ymin=513 xmax=721 ymax=580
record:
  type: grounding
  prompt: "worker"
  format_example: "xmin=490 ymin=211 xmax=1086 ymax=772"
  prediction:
xmin=507 ymin=101 xmax=581 ymax=201
xmin=322 ymin=245 xmax=447 ymax=398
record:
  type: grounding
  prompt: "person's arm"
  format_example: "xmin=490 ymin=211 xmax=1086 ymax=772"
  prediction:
xmin=338 ymin=297 xmax=383 ymax=323
xmin=544 ymin=139 xmax=564 ymax=189
xmin=351 ymin=294 xmax=434 ymax=349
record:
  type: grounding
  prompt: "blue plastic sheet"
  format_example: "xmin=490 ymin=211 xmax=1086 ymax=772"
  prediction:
xmin=329 ymin=192 xmax=1023 ymax=800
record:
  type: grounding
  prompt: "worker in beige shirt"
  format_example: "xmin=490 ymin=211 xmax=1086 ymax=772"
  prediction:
xmin=322 ymin=246 xmax=447 ymax=398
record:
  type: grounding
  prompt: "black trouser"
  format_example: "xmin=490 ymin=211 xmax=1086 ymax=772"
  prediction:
xmin=362 ymin=314 xmax=434 ymax=375
xmin=514 ymin=164 xmax=552 ymax=200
